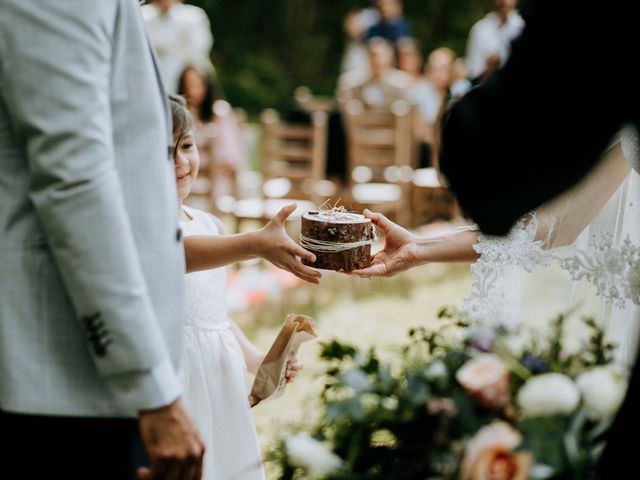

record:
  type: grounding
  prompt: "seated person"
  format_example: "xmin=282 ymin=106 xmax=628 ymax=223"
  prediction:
xmin=336 ymin=37 xmax=412 ymax=109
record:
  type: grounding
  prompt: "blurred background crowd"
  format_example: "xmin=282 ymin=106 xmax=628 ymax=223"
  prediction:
xmin=142 ymin=0 xmax=523 ymax=234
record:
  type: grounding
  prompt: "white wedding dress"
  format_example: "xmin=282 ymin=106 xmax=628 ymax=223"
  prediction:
xmin=179 ymin=205 xmax=265 ymax=480
xmin=463 ymin=126 xmax=640 ymax=367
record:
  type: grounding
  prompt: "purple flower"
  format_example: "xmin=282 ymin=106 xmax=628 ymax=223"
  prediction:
xmin=521 ymin=354 xmax=550 ymax=374
xmin=470 ymin=330 xmax=496 ymax=352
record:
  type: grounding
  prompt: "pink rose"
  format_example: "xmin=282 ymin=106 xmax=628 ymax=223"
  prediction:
xmin=462 ymin=422 xmax=532 ymax=480
xmin=456 ymin=354 xmax=510 ymax=409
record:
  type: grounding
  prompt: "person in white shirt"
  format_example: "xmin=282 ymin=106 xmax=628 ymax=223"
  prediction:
xmin=340 ymin=7 xmax=380 ymax=75
xmin=142 ymin=0 xmax=214 ymax=92
xmin=465 ymin=0 xmax=524 ymax=81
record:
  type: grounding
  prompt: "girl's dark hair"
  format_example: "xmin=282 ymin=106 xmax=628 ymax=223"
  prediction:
xmin=168 ymin=92 xmax=194 ymax=140
xmin=177 ymin=66 xmax=218 ymax=123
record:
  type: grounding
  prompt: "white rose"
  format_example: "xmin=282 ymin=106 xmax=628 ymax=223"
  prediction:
xmin=517 ymin=373 xmax=580 ymax=417
xmin=285 ymin=433 xmax=342 ymax=476
xmin=576 ymin=367 xmax=627 ymax=420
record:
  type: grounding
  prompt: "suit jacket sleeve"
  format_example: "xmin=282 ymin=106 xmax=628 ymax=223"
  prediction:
xmin=0 ymin=1 xmax=181 ymax=411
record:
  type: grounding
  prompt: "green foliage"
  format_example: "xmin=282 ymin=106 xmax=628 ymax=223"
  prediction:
xmin=270 ymin=313 xmax=625 ymax=479
xmin=186 ymin=0 xmax=492 ymax=114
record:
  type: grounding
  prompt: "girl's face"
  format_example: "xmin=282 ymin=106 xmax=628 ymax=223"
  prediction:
xmin=173 ymin=131 xmax=200 ymax=202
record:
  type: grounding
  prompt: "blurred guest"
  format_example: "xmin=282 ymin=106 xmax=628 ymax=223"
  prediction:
xmin=448 ymin=58 xmax=473 ymax=100
xmin=411 ymin=48 xmax=456 ymax=167
xmin=142 ymin=0 xmax=214 ymax=92
xmin=465 ymin=0 xmax=524 ymax=82
xmin=412 ymin=48 xmax=456 ymax=127
xmin=337 ymin=37 xmax=412 ymax=109
xmin=365 ymin=0 xmax=413 ymax=44
xmin=178 ymin=66 xmax=246 ymax=198
xmin=340 ymin=7 xmax=380 ymax=74
xmin=396 ymin=38 xmax=424 ymax=84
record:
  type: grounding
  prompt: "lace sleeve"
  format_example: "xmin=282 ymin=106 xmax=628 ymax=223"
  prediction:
xmin=472 ymin=213 xmax=548 ymax=272
xmin=463 ymin=213 xmax=551 ymax=327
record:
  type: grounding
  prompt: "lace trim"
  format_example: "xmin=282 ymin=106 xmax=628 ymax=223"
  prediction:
xmin=560 ymin=233 xmax=640 ymax=308
xmin=463 ymin=213 xmax=551 ymax=326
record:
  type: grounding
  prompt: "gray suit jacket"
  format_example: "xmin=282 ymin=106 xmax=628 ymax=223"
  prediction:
xmin=0 ymin=0 xmax=185 ymax=417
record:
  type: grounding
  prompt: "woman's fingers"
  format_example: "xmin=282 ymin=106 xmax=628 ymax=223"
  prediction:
xmin=350 ymin=261 xmax=389 ymax=278
xmin=363 ymin=209 xmax=397 ymax=234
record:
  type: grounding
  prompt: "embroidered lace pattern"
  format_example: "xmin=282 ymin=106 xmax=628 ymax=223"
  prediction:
xmin=560 ymin=233 xmax=640 ymax=308
xmin=463 ymin=214 xmax=551 ymax=326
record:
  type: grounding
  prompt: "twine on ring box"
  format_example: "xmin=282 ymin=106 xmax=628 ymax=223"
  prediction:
xmin=299 ymin=235 xmax=375 ymax=253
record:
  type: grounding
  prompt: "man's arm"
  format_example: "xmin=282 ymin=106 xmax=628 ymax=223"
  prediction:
xmin=0 ymin=0 xmax=177 ymax=412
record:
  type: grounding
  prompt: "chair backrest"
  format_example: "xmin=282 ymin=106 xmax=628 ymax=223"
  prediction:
xmin=259 ymin=108 xmax=329 ymax=204
xmin=342 ymin=99 xmax=415 ymax=188
xmin=294 ymin=85 xmax=337 ymax=113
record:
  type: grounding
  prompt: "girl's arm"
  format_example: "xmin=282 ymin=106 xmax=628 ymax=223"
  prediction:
xmin=184 ymin=204 xmax=321 ymax=284
xmin=230 ymin=322 xmax=303 ymax=381
xmin=230 ymin=322 xmax=265 ymax=376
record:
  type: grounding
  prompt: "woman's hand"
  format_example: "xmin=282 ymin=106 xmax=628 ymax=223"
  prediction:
xmin=350 ymin=210 xmax=420 ymax=278
xmin=285 ymin=358 xmax=303 ymax=383
xmin=256 ymin=204 xmax=321 ymax=284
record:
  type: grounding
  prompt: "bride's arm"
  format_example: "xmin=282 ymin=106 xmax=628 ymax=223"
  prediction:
xmin=351 ymin=211 xmax=479 ymax=278
xmin=352 ymin=139 xmax=630 ymax=277
xmin=534 ymin=143 xmax=630 ymax=249
xmin=352 ymin=142 xmax=631 ymax=278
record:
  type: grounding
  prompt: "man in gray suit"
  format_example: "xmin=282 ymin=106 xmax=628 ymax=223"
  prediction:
xmin=0 ymin=1 xmax=204 ymax=478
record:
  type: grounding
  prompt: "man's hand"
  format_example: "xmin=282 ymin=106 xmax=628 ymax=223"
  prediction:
xmin=137 ymin=399 xmax=205 ymax=480
xmin=350 ymin=209 xmax=420 ymax=278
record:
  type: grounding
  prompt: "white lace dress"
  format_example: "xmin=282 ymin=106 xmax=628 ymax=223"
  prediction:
xmin=179 ymin=205 xmax=265 ymax=480
xmin=463 ymin=127 xmax=640 ymax=366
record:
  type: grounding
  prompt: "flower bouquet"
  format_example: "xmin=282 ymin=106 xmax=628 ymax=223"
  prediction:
xmin=270 ymin=310 xmax=627 ymax=479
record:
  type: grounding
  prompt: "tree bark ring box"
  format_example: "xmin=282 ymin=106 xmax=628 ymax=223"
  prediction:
xmin=300 ymin=210 xmax=374 ymax=271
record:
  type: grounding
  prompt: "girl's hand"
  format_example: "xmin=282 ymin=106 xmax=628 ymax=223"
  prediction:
xmin=256 ymin=204 xmax=322 ymax=284
xmin=285 ymin=358 xmax=303 ymax=383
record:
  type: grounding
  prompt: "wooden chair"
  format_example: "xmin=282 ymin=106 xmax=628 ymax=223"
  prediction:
xmin=341 ymin=99 xmax=415 ymax=227
xmin=293 ymin=85 xmax=337 ymax=114
xmin=410 ymin=167 xmax=457 ymax=226
xmin=223 ymin=108 xmax=331 ymax=232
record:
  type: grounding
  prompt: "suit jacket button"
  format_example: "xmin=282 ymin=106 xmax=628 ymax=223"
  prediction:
xmin=176 ymin=228 xmax=183 ymax=242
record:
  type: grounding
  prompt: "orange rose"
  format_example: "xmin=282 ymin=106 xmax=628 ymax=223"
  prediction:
xmin=462 ymin=422 xmax=532 ymax=480
xmin=456 ymin=354 xmax=510 ymax=409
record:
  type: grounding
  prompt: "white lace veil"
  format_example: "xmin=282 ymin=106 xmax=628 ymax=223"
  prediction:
xmin=464 ymin=126 xmax=640 ymax=367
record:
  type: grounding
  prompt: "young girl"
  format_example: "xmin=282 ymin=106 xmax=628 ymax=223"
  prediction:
xmin=169 ymin=93 xmax=318 ymax=480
